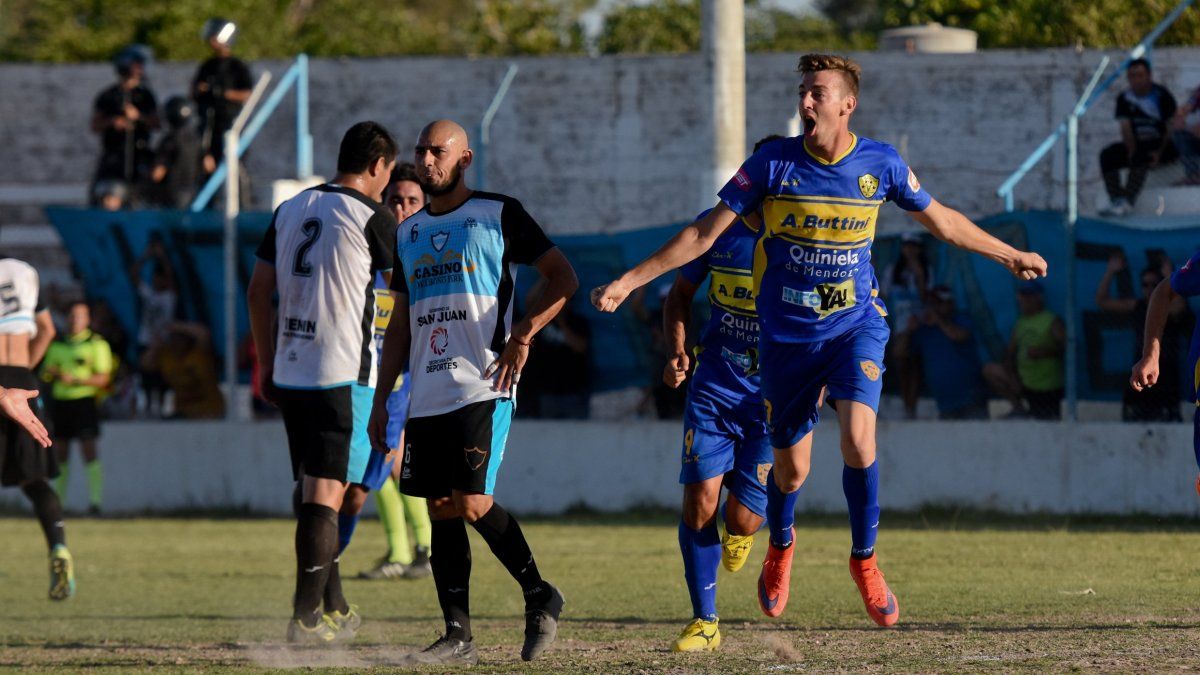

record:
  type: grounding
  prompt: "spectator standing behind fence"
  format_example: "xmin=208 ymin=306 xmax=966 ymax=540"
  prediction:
xmin=1096 ymin=251 xmax=1187 ymax=421
xmin=984 ymin=281 xmax=1066 ymax=420
xmin=1169 ymin=83 xmax=1200 ymax=186
xmin=91 ymin=45 xmax=158 ymax=204
xmin=130 ymin=238 xmax=177 ymax=418
xmin=192 ymin=18 xmax=252 ymax=176
xmin=909 ymin=286 xmax=989 ymax=420
xmin=42 ymin=302 xmax=113 ymax=515
xmin=149 ymin=97 xmax=203 ymax=209
xmin=141 ymin=323 xmax=225 ymax=419
xmin=881 ymin=232 xmax=932 ymax=419
xmin=1100 ymin=58 xmax=1178 ymax=216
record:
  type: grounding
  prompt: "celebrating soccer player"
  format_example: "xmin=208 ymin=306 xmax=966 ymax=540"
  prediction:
xmin=370 ymin=120 xmax=577 ymax=665
xmin=1131 ymin=252 xmax=1200 ymax=494
xmin=592 ymin=54 xmax=1047 ymax=627
xmin=246 ymin=121 xmax=398 ymax=644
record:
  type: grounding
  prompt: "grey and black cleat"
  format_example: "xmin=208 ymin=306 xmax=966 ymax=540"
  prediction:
xmin=521 ymin=581 xmax=565 ymax=661
xmin=409 ymin=634 xmax=479 ymax=666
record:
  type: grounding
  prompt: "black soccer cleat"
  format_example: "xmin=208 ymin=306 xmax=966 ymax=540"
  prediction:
xmin=521 ymin=581 xmax=565 ymax=662
xmin=409 ymin=634 xmax=479 ymax=666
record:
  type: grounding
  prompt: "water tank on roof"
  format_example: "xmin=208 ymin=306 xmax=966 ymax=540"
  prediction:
xmin=880 ymin=23 xmax=978 ymax=53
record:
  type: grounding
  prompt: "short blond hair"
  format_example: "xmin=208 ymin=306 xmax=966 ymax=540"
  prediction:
xmin=797 ymin=53 xmax=861 ymax=96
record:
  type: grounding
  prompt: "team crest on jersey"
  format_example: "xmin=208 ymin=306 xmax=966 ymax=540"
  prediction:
xmin=431 ymin=231 xmax=449 ymax=252
xmin=858 ymin=174 xmax=879 ymax=199
xmin=464 ymin=446 xmax=489 ymax=471
xmin=756 ymin=463 xmax=772 ymax=487
xmin=860 ymin=360 xmax=881 ymax=382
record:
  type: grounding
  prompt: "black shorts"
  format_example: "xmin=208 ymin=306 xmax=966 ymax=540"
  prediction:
xmin=0 ymin=366 xmax=57 ymax=487
xmin=51 ymin=397 xmax=100 ymax=441
xmin=1023 ymin=387 xmax=1064 ymax=420
xmin=275 ymin=384 xmax=373 ymax=483
xmin=401 ymin=398 xmax=514 ymax=499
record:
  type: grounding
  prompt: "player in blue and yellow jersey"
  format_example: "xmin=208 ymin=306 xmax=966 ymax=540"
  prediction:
xmin=1131 ymin=250 xmax=1200 ymax=496
xmin=667 ymin=204 xmax=768 ymax=650
xmin=593 ymin=54 xmax=1047 ymax=628
xmin=668 ymin=136 xmax=784 ymax=652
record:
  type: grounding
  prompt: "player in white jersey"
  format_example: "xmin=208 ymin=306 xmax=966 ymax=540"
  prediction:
xmin=370 ymin=120 xmax=579 ymax=666
xmin=0 ymin=257 xmax=70 ymax=599
xmin=247 ymin=121 xmax=397 ymax=644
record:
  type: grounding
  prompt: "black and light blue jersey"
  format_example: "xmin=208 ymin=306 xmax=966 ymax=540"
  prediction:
xmin=679 ymin=211 xmax=761 ymax=399
xmin=390 ymin=191 xmax=554 ymax=417
xmin=718 ymin=135 xmax=931 ymax=343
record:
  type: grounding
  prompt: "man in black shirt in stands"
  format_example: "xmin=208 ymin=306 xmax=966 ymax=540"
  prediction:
xmin=192 ymin=18 xmax=252 ymax=176
xmin=1099 ymin=58 xmax=1178 ymax=216
xmin=90 ymin=45 xmax=158 ymax=203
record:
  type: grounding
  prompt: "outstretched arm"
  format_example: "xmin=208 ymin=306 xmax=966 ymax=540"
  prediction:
xmin=592 ymin=204 xmax=739 ymax=313
xmin=0 ymin=388 xmax=50 ymax=448
xmin=1131 ymin=279 xmax=1177 ymax=391
xmin=662 ymin=273 xmax=701 ymax=389
xmin=907 ymin=199 xmax=1047 ymax=280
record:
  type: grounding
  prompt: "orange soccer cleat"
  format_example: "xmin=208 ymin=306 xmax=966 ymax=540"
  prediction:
xmin=849 ymin=553 xmax=900 ymax=627
xmin=756 ymin=528 xmax=794 ymax=617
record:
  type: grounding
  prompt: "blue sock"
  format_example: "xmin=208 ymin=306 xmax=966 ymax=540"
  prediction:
xmin=843 ymin=461 xmax=880 ymax=559
xmin=678 ymin=520 xmax=721 ymax=621
xmin=337 ymin=513 xmax=359 ymax=556
xmin=765 ymin=469 xmax=799 ymax=547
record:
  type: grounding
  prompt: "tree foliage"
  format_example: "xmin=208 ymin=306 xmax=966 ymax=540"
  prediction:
xmin=2 ymin=0 xmax=1200 ymax=62
xmin=818 ymin=0 xmax=1200 ymax=49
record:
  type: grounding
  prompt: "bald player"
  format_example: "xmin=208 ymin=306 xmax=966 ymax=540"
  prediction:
xmin=370 ymin=120 xmax=578 ymax=665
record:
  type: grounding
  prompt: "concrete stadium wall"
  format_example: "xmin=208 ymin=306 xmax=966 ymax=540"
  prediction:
xmin=6 ymin=419 xmax=1195 ymax=517
xmin=6 ymin=49 xmax=1200 ymax=234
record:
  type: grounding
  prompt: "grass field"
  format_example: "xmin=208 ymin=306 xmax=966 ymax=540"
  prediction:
xmin=1 ymin=511 xmax=1200 ymax=672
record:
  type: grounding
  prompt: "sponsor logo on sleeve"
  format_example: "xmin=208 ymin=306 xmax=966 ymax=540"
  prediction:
xmin=733 ymin=169 xmax=752 ymax=191
xmin=907 ymin=168 xmax=921 ymax=193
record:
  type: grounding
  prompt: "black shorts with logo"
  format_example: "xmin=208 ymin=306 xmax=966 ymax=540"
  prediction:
xmin=0 ymin=366 xmax=57 ymax=487
xmin=400 ymin=398 xmax=514 ymax=498
xmin=51 ymin=397 xmax=100 ymax=441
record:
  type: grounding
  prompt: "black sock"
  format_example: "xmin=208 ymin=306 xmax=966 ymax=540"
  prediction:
xmin=431 ymin=517 xmax=472 ymax=641
xmin=22 ymin=481 xmax=65 ymax=550
xmin=469 ymin=503 xmax=547 ymax=603
xmin=294 ymin=503 xmax=338 ymax=625
xmin=323 ymin=555 xmax=349 ymax=616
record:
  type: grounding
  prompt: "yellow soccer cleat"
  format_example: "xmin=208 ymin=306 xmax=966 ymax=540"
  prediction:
xmin=325 ymin=605 xmax=362 ymax=641
xmin=671 ymin=618 xmax=720 ymax=652
xmin=286 ymin=614 xmax=338 ymax=645
xmin=721 ymin=532 xmax=755 ymax=573
xmin=48 ymin=545 xmax=75 ymax=601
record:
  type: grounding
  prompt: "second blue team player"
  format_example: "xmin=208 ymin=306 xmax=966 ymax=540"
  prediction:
xmin=1132 ymin=251 xmax=1200 ymax=496
xmin=593 ymin=53 xmax=1047 ymax=627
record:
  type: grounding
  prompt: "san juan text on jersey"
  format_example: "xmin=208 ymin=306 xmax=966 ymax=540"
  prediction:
xmin=390 ymin=191 xmax=554 ymax=418
xmin=718 ymin=134 xmax=931 ymax=342
xmin=255 ymin=183 xmax=395 ymax=389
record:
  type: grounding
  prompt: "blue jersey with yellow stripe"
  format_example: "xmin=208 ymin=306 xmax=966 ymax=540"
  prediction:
xmin=679 ymin=212 xmax=760 ymax=398
xmin=718 ymin=134 xmax=931 ymax=342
